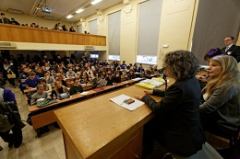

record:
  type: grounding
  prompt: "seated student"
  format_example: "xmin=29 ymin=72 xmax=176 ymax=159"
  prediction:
xmin=64 ymin=78 xmax=74 ymax=89
xmin=20 ymin=72 xmax=39 ymax=92
xmin=200 ymin=55 xmax=240 ymax=138
xmin=120 ymin=60 xmax=127 ymax=69
xmin=39 ymin=79 xmax=52 ymax=95
xmin=66 ymin=68 xmax=76 ymax=79
xmin=52 ymin=80 xmax=69 ymax=99
xmin=97 ymin=75 xmax=107 ymax=87
xmin=30 ymin=84 xmax=48 ymax=105
xmin=138 ymin=63 xmax=145 ymax=73
xmin=195 ymin=68 xmax=209 ymax=89
xmin=138 ymin=51 xmax=206 ymax=158
xmin=69 ymin=79 xmax=83 ymax=95
xmin=113 ymin=69 xmax=122 ymax=83
xmin=106 ymin=71 xmax=114 ymax=85
xmin=43 ymin=71 xmax=54 ymax=85
xmin=35 ymin=66 xmax=44 ymax=78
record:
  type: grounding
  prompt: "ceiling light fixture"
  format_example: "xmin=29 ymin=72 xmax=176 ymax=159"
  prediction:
xmin=91 ymin=0 xmax=103 ymax=5
xmin=66 ymin=14 xmax=73 ymax=19
xmin=75 ymin=8 xmax=84 ymax=14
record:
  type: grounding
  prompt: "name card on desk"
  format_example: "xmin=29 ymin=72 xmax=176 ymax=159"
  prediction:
xmin=110 ymin=94 xmax=144 ymax=111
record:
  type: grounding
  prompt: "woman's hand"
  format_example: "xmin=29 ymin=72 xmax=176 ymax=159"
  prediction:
xmin=135 ymin=96 xmax=143 ymax=100
xmin=135 ymin=91 xmax=150 ymax=100
xmin=144 ymin=90 xmax=152 ymax=95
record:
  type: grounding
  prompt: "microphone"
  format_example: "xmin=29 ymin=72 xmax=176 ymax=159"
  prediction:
xmin=163 ymin=73 xmax=168 ymax=91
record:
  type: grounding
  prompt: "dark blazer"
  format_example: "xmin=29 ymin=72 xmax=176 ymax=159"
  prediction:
xmin=222 ymin=45 xmax=240 ymax=62
xmin=142 ymin=77 xmax=205 ymax=156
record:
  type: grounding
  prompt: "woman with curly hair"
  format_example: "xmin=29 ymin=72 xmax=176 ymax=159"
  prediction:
xmin=139 ymin=50 xmax=222 ymax=158
xmin=200 ymin=55 xmax=240 ymax=138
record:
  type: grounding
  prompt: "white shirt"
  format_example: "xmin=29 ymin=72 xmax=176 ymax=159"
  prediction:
xmin=225 ymin=44 xmax=233 ymax=53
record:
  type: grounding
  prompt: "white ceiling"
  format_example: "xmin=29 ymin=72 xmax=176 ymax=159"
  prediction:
xmin=0 ymin=0 xmax=123 ymax=22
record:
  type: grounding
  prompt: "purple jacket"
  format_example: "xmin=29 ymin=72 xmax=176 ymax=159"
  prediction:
xmin=3 ymin=89 xmax=16 ymax=103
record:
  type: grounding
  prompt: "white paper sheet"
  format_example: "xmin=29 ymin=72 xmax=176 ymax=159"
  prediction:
xmin=110 ymin=94 xmax=144 ymax=111
xmin=132 ymin=77 xmax=143 ymax=81
xmin=80 ymin=91 xmax=89 ymax=95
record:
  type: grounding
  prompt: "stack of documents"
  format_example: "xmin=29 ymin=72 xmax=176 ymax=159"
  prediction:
xmin=136 ymin=77 xmax=165 ymax=89
xmin=110 ymin=94 xmax=144 ymax=111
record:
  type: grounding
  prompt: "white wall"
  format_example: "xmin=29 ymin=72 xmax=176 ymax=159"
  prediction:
xmin=80 ymin=0 xmax=198 ymax=67
xmin=157 ymin=0 xmax=198 ymax=67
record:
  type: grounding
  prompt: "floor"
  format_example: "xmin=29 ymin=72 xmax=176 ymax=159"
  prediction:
xmin=0 ymin=84 xmax=65 ymax=159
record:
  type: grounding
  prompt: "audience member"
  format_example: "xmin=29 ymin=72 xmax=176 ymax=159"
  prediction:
xmin=222 ymin=36 xmax=240 ymax=62
xmin=0 ymin=13 xmax=11 ymax=24
xmin=52 ymin=80 xmax=68 ymax=99
xmin=62 ymin=25 xmax=68 ymax=31
xmin=30 ymin=84 xmax=48 ymax=105
xmin=139 ymin=50 xmax=205 ymax=158
xmin=69 ymin=26 xmax=76 ymax=32
xmin=204 ymin=48 xmax=224 ymax=61
xmin=10 ymin=18 xmax=20 ymax=25
xmin=0 ymin=85 xmax=24 ymax=148
xmin=200 ymin=55 xmax=240 ymax=138
xmin=23 ymin=72 xmax=39 ymax=89
xmin=69 ymin=79 xmax=83 ymax=95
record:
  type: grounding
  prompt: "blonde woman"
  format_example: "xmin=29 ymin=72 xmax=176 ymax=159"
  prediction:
xmin=200 ymin=55 xmax=240 ymax=138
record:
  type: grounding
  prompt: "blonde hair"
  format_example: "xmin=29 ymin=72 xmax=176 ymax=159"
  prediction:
xmin=205 ymin=55 xmax=240 ymax=96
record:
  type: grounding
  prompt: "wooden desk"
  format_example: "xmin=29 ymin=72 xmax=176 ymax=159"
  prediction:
xmin=29 ymin=78 xmax=143 ymax=131
xmin=54 ymin=85 xmax=153 ymax=159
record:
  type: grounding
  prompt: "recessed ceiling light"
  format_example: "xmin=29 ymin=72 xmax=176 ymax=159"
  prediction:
xmin=66 ymin=14 xmax=73 ymax=19
xmin=75 ymin=8 xmax=84 ymax=14
xmin=91 ymin=0 xmax=103 ymax=5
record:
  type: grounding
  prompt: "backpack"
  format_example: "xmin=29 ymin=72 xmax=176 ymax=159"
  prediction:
xmin=0 ymin=103 xmax=14 ymax=132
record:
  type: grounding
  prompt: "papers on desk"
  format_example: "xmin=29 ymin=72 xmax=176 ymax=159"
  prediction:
xmin=132 ymin=77 xmax=143 ymax=81
xmin=110 ymin=94 xmax=144 ymax=111
xmin=80 ymin=91 xmax=89 ymax=95
xmin=136 ymin=77 xmax=165 ymax=89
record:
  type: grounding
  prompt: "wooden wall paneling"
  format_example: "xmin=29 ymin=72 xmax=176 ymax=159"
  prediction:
xmin=58 ymin=32 xmax=65 ymax=44
xmin=84 ymin=35 xmax=90 ymax=45
xmin=72 ymin=34 xmax=78 ymax=45
xmin=21 ymin=28 xmax=31 ymax=42
xmin=42 ymin=31 xmax=50 ymax=43
xmin=0 ymin=24 xmax=106 ymax=46
xmin=0 ymin=25 xmax=7 ymax=40
xmin=65 ymin=32 xmax=72 ymax=44
xmin=9 ymin=27 xmax=20 ymax=41
xmin=90 ymin=36 xmax=97 ymax=45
